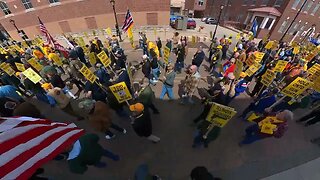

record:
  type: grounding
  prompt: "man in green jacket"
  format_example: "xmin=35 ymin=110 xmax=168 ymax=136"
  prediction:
xmin=67 ymin=134 xmax=120 ymax=174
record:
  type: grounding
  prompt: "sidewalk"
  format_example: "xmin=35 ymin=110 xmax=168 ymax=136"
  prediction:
xmin=262 ymin=156 xmax=320 ymax=180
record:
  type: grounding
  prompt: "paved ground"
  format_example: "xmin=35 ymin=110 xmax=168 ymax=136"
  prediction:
xmin=29 ymin=21 xmax=320 ymax=179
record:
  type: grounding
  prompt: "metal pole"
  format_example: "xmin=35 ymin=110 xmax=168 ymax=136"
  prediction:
xmin=279 ymin=0 xmax=308 ymax=43
xmin=111 ymin=3 xmax=122 ymax=41
xmin=212 ymin=5 xmax=224 ymax=41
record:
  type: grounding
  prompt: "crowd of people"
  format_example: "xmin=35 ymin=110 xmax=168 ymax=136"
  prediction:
xmin=0 ymin=28 xmax=320 ymax=179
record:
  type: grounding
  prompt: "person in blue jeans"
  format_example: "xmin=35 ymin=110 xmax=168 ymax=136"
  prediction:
xmin=149 ymin=49 xmax=160 ymax=83
xmin=159 ymin=63 xmax=176 ymax=100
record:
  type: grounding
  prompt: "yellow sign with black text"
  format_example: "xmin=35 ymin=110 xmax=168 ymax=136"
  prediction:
xmin=245 ymin=63 xmax=262 ymax=77
xmin=22 ymin=68 xmax=42 ymax=84
xmin=79 ymin=65 xmax=97 ymax=84
xmin=163 ymin=46 xmax=170 ymax=64
xmin=27 ymin=58 xmax=43 ymax=72
xmin=261 ymin=69 xmax=276 ymax=86
xmin=109 ymin=82 xmax=132 ymax=103
xmin=273 ymin=60 xmax=288 ymax=73
xmin=15 ymin=62 xmax=26 ymax=72
xmin=0 ymin=62 xmax=15 ymax=76
xmin=206 ymin=103 xmax=237 ymax=128
xmin=281 ymin=77 xmax=313 ymax=98
xmin=97 ymin=51 xmax=111 ymax=67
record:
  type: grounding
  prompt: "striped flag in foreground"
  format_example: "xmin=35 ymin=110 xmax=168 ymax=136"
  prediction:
xmin=122 ymin=9 xmax=134 ymax=32
xmin=0 ymin=116 xmax=85 ymax=180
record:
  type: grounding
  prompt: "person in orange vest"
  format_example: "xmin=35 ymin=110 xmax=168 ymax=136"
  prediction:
xmin=32 ymin=47 xmax=45 ymax=60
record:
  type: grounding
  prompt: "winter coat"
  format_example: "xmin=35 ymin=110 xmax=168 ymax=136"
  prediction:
xmin=132 ymin=111 xmax=152 ymax=137
xmin=88 ymin=101 xmax=112 ymax=132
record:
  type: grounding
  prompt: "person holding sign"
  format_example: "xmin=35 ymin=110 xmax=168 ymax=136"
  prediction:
xmin=239 ymin=110 xmax=293 ymax=145
xmin=129 ymin=103 xmax=160 ymax=143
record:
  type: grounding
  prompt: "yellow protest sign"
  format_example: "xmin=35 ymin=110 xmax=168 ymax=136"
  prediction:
xmin=261 ymin=123 xmax=277 ymax=134
xmin=109 ymin=82 xmax=132 ymax=103
xmin=97 ymin=51 xmax=111 ymax=67
xmin=234 ymin=60 xmax=243 ymax=80
xmin=206 ymin=103 xmax=237 ymax=128
xmin=76 ymin=37 xmax=86 ymax=48
xmin=50 ymin=54 xmax=63 ymax=67
xmin=265 ymin=41 xmax=274 ymax=49
xmin=15 ymin=62 xmax=26 ymax=72
xmin=262 ymin=35 xmax=268 ymax=43
xmin=281 ymin=77 xmax=313 ymax=98
xmin=105 ymin=28 xmax=112 ymax=36
xmin=261 ymin=69 xmax=276 ymax=86
xmin=27 ymin=58 xmax=43 ymax=72
xmin=83 ymin=32 xmax=89 ymax=38
xmin=22 ymin=68 xmax=42 ymax=84
xmin=273 ymin=60 xmax=288 ymax=73
xmin=307 ymin=63 xmax=320 ymax=81
xmin=163 ymin=46 xmax=170 ymax=64
xmin=255 ymin=52 xmax=265 ymax=63
xmin=247 ymin=113 xmax=260 ymax=122
xmin=245 ymin=53 xmax=256 ymax=66
xmin=88 ymin=52 xmax=97 ymax=66
xmin=313 ymin=76 xmax=320 ymax=92
xmin=245 ymin=63 xmax=262 ymax=77
xmin=293 ymin=46 xmax=300 ymax=54
xmin=236 ymin=33 xmax=241 ymax=40
xmin=0 ymin=62 xmax=15 ymax=76
xmin=79 ymin=65 xmax=97 ymax=83
xmin=305 ymin=46 xmax=320 ymax=62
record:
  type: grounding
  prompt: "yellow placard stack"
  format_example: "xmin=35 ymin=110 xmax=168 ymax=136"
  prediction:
xmin=109 ymin=82 xmax=132 ymax=103
xmin=97 ymin=51 xmax=111 ymax=67
xmin=281 ymin=77 xmax=313 ymax=98
xmin=79 ymin=65 xmax=97 ymax=84
xmin=206 ymin=103 xmax=237 ymax=128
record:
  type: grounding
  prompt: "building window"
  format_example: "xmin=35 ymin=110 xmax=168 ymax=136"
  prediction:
xmin=292 ymin=0 xmax=301 ymax=9
xmin=21 ymin=0 xmax=33 ymax=9
xmin=264 ymin=18 xmax=273 ymax=29
xmin=198 ymin=0 xmax=204 ymax=6
xmin=274 ymin=0 xmax=283 ymax=7
xmin=303 ymin=1 xmax=313 ymax=13
xmin=261 ymin=0 xmax=269 ymax=6
xmin=48 ymin=0 xmax=59 ymax=3
xmin=311 ymin=3 xmax=320 ymax=15
xmin=252 ymin=0 xmax=256 ymax=6
xmin=278 ymin=19 xmax=288 ymax=33
xmin=0 ymin=1 xmax=11 ymax=15
xmin=289 ymin=22 xmax=300 ymax=35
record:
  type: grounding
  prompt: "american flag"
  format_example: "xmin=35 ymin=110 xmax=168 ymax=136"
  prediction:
xmin=122 ymin=9 xmax=134 ymax=32
xmin=38 ymin=17 xmax=69 ymax=58
xmin=0 ymin=116 xmax=84 ymax=179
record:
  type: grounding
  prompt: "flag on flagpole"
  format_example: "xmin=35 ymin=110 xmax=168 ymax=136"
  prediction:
xmin=0 ymin=116 xmax=84 ymax=179
xmin=251 ymin=18 xmax=259 ymax=38
xmin=122 ymin=9 xmax=134 ymax=32
xmin=38 ymin=17 xmax=69 ymax=58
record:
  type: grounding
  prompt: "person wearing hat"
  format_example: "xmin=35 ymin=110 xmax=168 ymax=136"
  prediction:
xmin=43 ymin=83 xmax=83 ymax=120
xmin=78 ymin=99 xmax=127 ymax=139
xmin=181 ymin=65 xmax=204 ymax=104
xmin=129 ymin=103 xmax=160 ymax=143
xmin=239 ymin=110 xmax=293 ymax=145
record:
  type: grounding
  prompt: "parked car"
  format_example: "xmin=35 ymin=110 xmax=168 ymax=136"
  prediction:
xmin=206 ymin=18 xmax=218 ymax=25
xmin=170 ymin=15 xmax=182 ymax=26
xmin=201 ymin=17 xmax=209 ymax=22
xmin=187 ymin=19 xmax=196 ymax=29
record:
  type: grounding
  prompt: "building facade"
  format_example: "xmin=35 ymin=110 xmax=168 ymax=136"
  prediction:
xmin=0 ymin=0 xmax=170 ymax=40
xmin=185 ymin=0 xmax=207 ymax=17
xmin=200 ymin=0 xmax=320 ymax=41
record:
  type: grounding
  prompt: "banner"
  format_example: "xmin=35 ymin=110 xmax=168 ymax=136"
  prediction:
xmin=22 ymin=68 xmax=42 ymax=84
xmin=163 ymin=46 xmax=170 ymax=64
xmin=273 ymin=60 xmax=288 ymax=73
xmin=27 ymin=58 xmax=43 ymax=72
xmin=97 ymin=51 xmax=111 ymax=67
xmin=15 ymin=62 xmax=26 ymax=72
xmin=245 ymin=63 xmax=262 ymax=77
xmin=234 ymin=60 xmax=243 ymax=80
xmin=206 ymin=103 xmax=237 ymax=128
xmin=79 ymin=65 xmax=97 ymax=84
xmin=0 ymin=62 xmax=15 ymax=76
xmin=281 ymin=77 xmax=313 ymax=98
xmin=261 ymin=69 xmax=276 ymax=86
xmin=109 ymin=82 xmax=132 ymax=103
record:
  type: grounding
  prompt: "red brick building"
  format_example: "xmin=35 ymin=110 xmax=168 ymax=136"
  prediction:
xmin=0 ymin=0 xmax=170 ymax=40
xmin=188 ymin=0 xmax=320 ymax=41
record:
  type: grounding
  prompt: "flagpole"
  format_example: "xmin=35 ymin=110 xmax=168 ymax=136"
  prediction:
xmin=110 ymin=0 xmax=122 ymax=42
